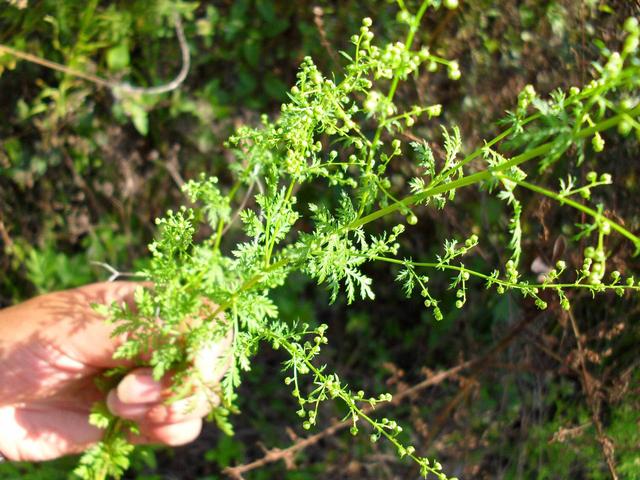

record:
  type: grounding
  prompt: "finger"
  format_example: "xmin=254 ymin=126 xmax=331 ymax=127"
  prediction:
xmin=193 ymin=333 xmax=233 ymax=386
xmin=116 ymin=368 xmax=171 ymax=404
xmin=191 ymin=307 xmax=234 ymax=385
xmin=146 ymin=393 xmax=216 ymax=423
xmin=0 ymin=403 xmax=102 ymax=462
xmin=107 ymin=389 xmax=217 ymax=423
xmin=0 ymin=282 xmax=142 ymax=402
xmin=42 ymin=282 xmax=142 ymax=369
xmin=134 ymin=418 xmax=203 ymax=447
xmin=106 ymin=389 xmax=152 ymax=419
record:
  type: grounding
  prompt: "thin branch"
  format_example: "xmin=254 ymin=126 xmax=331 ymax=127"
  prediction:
xmin=0 ymin=12 xmax=189 ymax=96
xmin=221 ymin=182 xmax=256 ymax=237
xmin=0 ymin=43 xmax=112 ymax=88
xmin=116 ymin=13 xmax=190 ymax=96
xmin=567 ymin=309 xmax=619 ymax=480
xmin=90 ymin=261 xmax=140 ymax=282
xmin=312 ymin=6 xmax=340 ymax=66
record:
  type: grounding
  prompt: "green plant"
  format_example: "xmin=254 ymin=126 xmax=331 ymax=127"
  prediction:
xmin=67 ymin=3 xmax=640 ymax=479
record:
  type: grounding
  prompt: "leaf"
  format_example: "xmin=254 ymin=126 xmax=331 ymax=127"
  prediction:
xmin=411 ymin=141 xmax=435 ymax=177
xmin=121 ymin=99 xmax=149 ymax=135
xmin=88 ymin=402 xmax=113 ymax=429
xmin=106 ymin=43 xmax=130 ymax=71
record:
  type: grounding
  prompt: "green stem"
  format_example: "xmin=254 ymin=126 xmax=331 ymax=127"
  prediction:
xmin=498 ymin=175 xmax=640 ymax=252
xmin=350 ymin=104 xmax=640 ymax=231
xmin=207 ymin=256 xmax=291 ymax=322
xmin=204 ymin=105 xmax=640 ymax=325
xmin=269 ymin=332 xmax=439 ymax=477
xmin=350 ymin=141 xmax=553 ymax=229
xmin=358 ymin=0 xmax=431 ymax=216
xmin=372 ymin=256 xmax=640 ymax=292
xmin=95 ymin=418 xmax=124 ymax=480
xmin=264 ymin=180 xmax=296 ymax=267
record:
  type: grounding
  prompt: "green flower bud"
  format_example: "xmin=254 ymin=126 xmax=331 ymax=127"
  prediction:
xmin=448 ymin=62 xmax=461 ymax=80
xmin=592 ymin=132 xmax=605 ymax=152
xmin=618 ymin=120 xmax=633 ymax=136
xmin=624 ymin=35 xmax=639 ymax=54
xmin=535 ymin=299 xmax=548 ymax=310
xmin=624 ymin=17 xmax=639 ymax=34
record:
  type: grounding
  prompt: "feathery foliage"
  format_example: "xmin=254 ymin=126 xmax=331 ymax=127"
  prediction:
xmin=77 ymin=5 xmax=640 ymax=479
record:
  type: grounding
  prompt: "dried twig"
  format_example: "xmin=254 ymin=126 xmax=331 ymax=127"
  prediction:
xmin=90 ymin=261 xmax=139 ymax=282
xmin=567 ymin=309 xmax=618 ymax=480
xmin=312 ymin=6 xmax=339 ymax=66
xmin=0 ymin=217 xmax=13 ymax=252
xmin=221 ymin=182 xmax=256 ymax=237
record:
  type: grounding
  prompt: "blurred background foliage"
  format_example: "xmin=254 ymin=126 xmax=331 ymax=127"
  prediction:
xmin=1 ymin=0 xmax=639 ymax=478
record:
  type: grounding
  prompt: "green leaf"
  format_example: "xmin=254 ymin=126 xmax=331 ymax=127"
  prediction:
xmin=121 ymin=99 xmax=149 ymax=135
xmin=88 ymin=402 xmax=114 ymax=429
xmin=106 ymin=43 xmax=130 ymax=71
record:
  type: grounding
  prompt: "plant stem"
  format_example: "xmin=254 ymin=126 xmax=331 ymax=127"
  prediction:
xmin=497 ymin=175 xmax=640 ymax=252
xmin=96 ymin=418 xmax=124 ymax=480
xmin=267 ymin=331 xmax=441 ymax=477
xmin=350 ymin=141 xmax=553 ymax=229
xmin=264 ymin=180 xmax=296 ymax=267
xmin=206 ymin=105 xmax=640 ymax=324
xmin=207 ymin=256 xmax=291 ymax=322
xmin=372 ymin=256 xmax=640 ymax=293
xmin=358 ymin=0 xmax=431 ymax=216
xmin=350 ymin=104 xmax=640 ymax=231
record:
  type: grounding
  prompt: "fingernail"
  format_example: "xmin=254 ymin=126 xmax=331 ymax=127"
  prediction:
xmin=117 ymin=369 xmax=165 ymax=404
xmin=106 ymin=389 xmax=151 ymax=418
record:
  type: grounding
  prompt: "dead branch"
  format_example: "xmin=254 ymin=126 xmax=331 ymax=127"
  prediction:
xmin=567 ymin=309 xmax=618 ymax=480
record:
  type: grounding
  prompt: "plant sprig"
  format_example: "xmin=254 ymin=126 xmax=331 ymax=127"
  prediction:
xmin=77 ymin=4 xmax=640 ymax=479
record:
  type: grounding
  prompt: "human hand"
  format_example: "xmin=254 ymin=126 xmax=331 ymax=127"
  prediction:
xmin=0 ymin=282 xmax=230 ymax=462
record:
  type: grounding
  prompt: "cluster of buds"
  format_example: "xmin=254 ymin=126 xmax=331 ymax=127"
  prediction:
xmin=582 ymin=244 xmax=607 ymax=285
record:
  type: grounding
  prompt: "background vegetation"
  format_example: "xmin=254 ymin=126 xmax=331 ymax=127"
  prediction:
xmin=1 ymin=0 xmax=639 ymax=478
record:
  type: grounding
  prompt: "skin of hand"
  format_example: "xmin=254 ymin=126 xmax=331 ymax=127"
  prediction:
xmin=0 ymin=282 xmax=231 ymax=462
